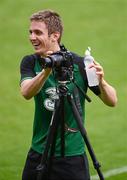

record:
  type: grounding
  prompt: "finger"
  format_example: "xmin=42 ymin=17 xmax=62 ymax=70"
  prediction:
xmin=93 ymin=60 xmax=100 ymax=65
xmin=46 ymin=51 xmax=54 ymax=55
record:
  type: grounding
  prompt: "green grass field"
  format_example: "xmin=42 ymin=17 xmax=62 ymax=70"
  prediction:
xmin=0 ymin=0 xmax=127 ymax=179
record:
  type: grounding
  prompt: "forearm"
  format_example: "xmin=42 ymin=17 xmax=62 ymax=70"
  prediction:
xmin=21 ymin=68 xmax=51 ymax=99
xmin=99 ymin=79 xmax=117 ymax=107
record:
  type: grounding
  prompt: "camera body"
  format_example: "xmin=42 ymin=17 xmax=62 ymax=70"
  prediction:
xmin=42 ymin=45 xmax=73 ymax=82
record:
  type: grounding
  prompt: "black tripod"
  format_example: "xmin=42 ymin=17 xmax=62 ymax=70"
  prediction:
xmin=37 ymin=82 xmax=104 ymax=180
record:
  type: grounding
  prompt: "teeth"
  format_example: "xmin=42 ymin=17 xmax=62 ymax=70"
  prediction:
xmin=32 ymin=41 xmax=40 ymax=46
xmin=33 ymin=43 xmax=39 ymax=46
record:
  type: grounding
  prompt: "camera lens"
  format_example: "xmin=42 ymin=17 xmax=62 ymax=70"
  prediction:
xmin=43 ymin=53 xmax=64 ymax=68
xmin=43 ymin=57 xmax=53 ymax=68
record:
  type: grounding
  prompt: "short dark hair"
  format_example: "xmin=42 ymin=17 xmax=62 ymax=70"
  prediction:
xmin=30 ymin=9 xmax=63 ymax=43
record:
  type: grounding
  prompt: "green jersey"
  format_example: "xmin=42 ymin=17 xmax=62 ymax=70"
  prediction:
xmin=20 ymin=53 xmax=92 ymax=156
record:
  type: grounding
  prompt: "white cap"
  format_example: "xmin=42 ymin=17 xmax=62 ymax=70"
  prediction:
xmin=85 ymin=47 xmax=91 ymax=56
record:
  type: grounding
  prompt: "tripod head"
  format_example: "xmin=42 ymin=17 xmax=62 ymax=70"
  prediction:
xmin=57 ymin=82 xmax=69 ymax=96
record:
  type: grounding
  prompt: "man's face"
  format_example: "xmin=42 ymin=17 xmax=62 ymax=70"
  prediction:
xmin=29 ymin=20 xmax=56 ymax=56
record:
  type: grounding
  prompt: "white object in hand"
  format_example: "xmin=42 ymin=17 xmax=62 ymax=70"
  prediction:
xmin=84 ymin=47 xmax=99 ymax=87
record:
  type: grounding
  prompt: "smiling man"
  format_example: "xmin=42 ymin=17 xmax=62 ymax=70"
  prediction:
xmin=20 ymin=9 xmax=117 ymax=180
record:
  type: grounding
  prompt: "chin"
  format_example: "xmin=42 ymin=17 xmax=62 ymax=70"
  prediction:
xmin=34 ymin=49 xmax=42 ymax=55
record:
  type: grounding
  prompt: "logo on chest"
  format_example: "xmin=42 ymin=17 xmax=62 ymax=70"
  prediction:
xmin=44 ymin=87 xmax=59 ymax=111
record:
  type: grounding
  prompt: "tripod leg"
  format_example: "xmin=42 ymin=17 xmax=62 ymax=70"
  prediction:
xmin=47 ymin=95 xmax=65 ymax=178
xmin=67 ymin=94 xmax=104 ymax=180
xmin=48 ymin=94 xmax=65 ymax=159
xmin=37 ymin=99 xmax=61 ymax=180
xmin=59 ymin=95 xmax=65 ymax=157
xmin=49 ymin=94 xmax=65 ymax=159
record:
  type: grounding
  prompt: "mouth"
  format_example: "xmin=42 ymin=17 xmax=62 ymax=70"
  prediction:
xmin=32 ymin=41 xmax=41 ymax=50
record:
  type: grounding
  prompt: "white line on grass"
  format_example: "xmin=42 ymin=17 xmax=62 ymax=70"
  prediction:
xmin=91 ymin=166 xmax=127 ymax=180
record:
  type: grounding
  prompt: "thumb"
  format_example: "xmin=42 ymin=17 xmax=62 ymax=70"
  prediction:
xmin=46 ymin=51 xmax=54 ymax=56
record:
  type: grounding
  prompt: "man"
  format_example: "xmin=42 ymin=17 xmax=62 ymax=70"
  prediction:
xmin=20 ymin=9 xmax=117 ymax=180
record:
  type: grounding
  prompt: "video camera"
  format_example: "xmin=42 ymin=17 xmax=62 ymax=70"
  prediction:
xmin=42 ymin=45 xmax=74 ymax=82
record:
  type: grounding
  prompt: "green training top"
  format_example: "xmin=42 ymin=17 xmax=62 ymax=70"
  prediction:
xmin=20 ymin=53 xmax=88 ymax=156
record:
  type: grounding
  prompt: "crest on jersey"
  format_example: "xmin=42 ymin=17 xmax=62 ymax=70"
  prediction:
xmin=44 ymin=87 xmax=59 ymax=111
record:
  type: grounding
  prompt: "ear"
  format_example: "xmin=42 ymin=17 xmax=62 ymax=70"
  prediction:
xmin=50 ymin=32 xmax=60 ymax=42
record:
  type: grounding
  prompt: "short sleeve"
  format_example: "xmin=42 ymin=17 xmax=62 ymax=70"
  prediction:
xmin=20 ymin=55 xmax=36 ymax=83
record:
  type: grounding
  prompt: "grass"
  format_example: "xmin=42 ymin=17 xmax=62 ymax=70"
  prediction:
xmin=0 ymin=0 xmax=127 ymax=179
xmin=107 ymin=173 xmax=127 ymax=180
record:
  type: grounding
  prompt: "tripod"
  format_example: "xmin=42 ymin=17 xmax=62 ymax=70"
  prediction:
xmin=37 ymin=82 xmax=104 ymax=180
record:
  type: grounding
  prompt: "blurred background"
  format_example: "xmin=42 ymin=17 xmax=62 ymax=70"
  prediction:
xmin=0 ymin=0 xmax=127 ymax=179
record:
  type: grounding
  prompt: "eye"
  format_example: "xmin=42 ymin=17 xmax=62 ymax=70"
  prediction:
xmin=35 ymin=30 xmax=43 ymax=36
xmin=29 ymin=30 xmax=32 ymax=34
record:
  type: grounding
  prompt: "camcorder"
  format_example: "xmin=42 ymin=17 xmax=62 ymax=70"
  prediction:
xmin=42 ymin=45 xmax=74 ymax=82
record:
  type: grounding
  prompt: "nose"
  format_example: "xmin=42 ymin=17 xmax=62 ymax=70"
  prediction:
xmin=29 ymin=32 xmax=37 ymax=40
